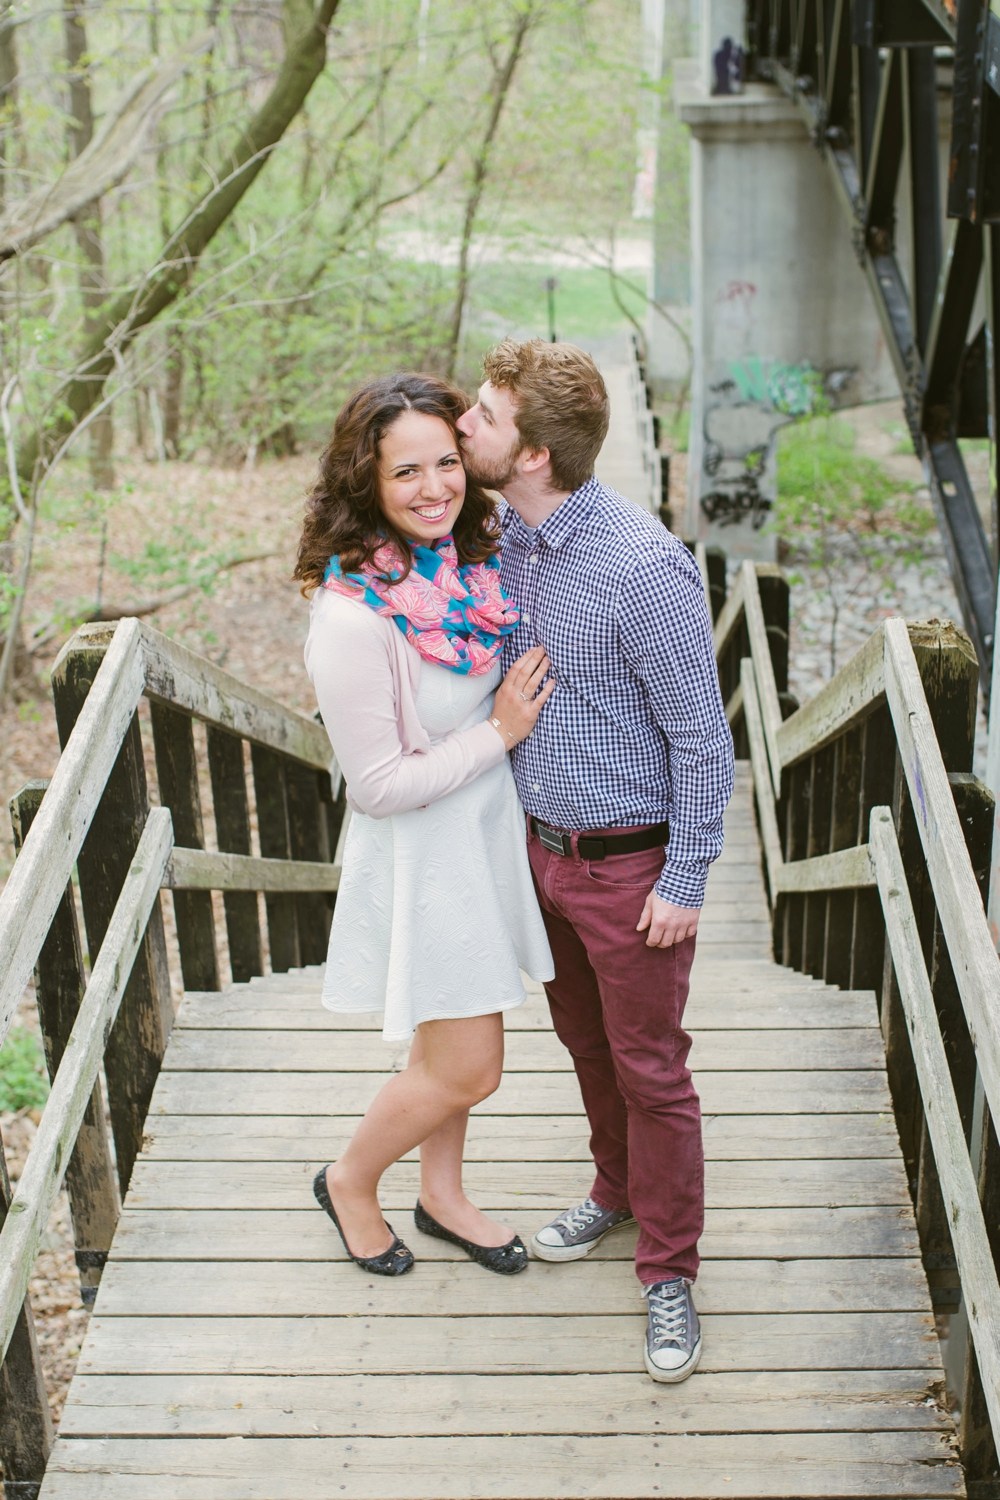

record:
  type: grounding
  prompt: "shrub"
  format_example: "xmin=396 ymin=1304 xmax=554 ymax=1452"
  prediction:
xmin=0 ymin=1026 xmax=50 ymax=1112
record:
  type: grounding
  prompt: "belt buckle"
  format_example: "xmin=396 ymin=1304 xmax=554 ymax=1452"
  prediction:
xmin=537 ymin=822 xmax=570 ymax=856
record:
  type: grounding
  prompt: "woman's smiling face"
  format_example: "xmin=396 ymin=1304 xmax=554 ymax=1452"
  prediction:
xmin=377 ymin=410 xmax=467 ymax=545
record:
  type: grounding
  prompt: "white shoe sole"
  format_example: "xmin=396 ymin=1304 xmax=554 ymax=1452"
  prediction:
xmin=531 ymin=1217 xmax=637 ymax=1263
xmin=644 ymin=1332 xmax=703 ymax=1384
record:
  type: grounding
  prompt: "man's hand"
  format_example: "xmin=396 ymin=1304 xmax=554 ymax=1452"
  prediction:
xmin=637 ymin=891 xmax=700 ymax=949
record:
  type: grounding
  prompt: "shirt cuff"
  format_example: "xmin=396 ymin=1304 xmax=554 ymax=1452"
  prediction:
xmin=655 ymin=859 xmax=708 ymax=909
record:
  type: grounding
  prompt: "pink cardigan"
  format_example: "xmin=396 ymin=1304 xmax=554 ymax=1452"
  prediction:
xmin=304 ymin=588 xmax=506 ymax=819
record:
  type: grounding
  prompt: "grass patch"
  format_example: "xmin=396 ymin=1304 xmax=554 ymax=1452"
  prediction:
xmin=464 ymin=263 xmax=647 ymax=352
xmin=776 ymin=416 xmax=932 ymax=545
xmin=774 ymin=416 xmax=937 ymax=678
xmin=0 ymin=1025 xmax=50 ymax=1112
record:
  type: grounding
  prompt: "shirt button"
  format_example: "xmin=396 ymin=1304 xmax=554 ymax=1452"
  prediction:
xmin=523 ymin=613 xmax=531 ymax=624
xmin=532 ymin=783 xmax=540 ymax=792
xmin=529 ymin=554 xmax=538 ymax=565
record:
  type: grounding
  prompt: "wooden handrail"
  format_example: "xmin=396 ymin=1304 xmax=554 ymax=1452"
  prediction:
xmin=870 ymin=806 xmax=1000 ymax=1438
xmin=65 ymin=619 xmax=333 ymax=772
xmin=882 ymin=619 xmax=1000 ymax=1143
xmin=722 ymin=564 xmax=1000 ymax=1465
xmin=0 ymin=808 xmax=174 ymax=1366
xmin=0 ymin=619 xmax=146 ymax=1053
xmin=163 ymin=847 xmax=342 ymax=892
xmin=0 ymin=612 xmax=348 ymax=1457
xmin=775 ymin=625 xmax=887 ymax=770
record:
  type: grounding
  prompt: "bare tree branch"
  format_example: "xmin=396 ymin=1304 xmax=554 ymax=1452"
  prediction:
xmin=16 ymin=0 xmax=342 ymax=483
xmin=0 ymin=30 xmax=215 ymax=262
xmin=446 ymin=6 xmax=538 ymax=377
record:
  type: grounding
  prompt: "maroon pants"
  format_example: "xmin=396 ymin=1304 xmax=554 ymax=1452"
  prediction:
xmin=527 ymin=826 xmax=703 ymax=1285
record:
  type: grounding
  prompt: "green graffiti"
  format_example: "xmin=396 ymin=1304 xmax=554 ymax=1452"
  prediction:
xmin=726 ymin=358 xmax=823 ymax=416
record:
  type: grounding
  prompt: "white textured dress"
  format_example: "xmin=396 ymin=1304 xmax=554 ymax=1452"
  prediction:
xmin=317 ymin=641 xmax=554 ymax=1043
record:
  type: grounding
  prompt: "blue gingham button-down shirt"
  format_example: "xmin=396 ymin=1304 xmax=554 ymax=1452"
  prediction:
xmin=500 ymin=477 xmax=734 ymax=908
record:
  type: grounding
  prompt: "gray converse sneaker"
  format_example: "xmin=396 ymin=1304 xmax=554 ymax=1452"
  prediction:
xmin=643 ymin=1277 xmax=702 ymax=1383
xmin=532 ymin=1197 xmax=636 ymax=1262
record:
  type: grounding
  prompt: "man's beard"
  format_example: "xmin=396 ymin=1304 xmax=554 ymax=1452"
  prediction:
xmin=460 ymin=435 xmax=523 ymax=490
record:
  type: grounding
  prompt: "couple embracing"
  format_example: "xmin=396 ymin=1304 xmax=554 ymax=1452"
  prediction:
xmin=295 ymin=338 xmax=734 ymax=1384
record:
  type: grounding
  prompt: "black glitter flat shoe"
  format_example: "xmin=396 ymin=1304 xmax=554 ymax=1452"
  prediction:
xmin=313 ymin=1167 xmax=414 ymax=1276
xmin=414 ymin=1199 xmax=528 ymax=1274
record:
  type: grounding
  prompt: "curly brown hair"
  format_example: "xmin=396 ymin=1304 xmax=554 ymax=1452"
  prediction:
xmin=295 ymin=372 xmax=500 ymax=594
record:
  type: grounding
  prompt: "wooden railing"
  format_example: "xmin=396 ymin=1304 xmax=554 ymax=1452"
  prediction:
xmin=0 ymin=617 xmax=344 ymax=1499
xmin=717 ymin=560 xmax=1000 ymax=1491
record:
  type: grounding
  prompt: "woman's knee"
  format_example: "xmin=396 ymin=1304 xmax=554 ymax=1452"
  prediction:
xmin=440 ymin=1055 xmax=502 ymax=1108
xmin=418 ymin=1017 xmax=504 ymax=1108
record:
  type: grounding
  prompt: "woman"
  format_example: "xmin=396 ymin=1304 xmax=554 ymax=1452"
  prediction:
xmin=295 ymin=372 xmax=555 ymax=1278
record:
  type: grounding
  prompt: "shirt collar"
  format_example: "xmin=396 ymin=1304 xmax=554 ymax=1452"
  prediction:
xmin=502 ymin=476 xmax=601 ymax=552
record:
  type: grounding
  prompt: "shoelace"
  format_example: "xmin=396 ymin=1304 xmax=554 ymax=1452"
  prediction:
xmin=647 ymin=1280 xmax=689 ymax=1349
xmin=559 ymin=1198 xmax=602 ymax=1238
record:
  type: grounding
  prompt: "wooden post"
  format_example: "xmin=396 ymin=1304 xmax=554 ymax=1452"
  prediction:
xmin=284 ymin=760 xmax=332 ymax=966
xmin=850 ymin=706 xmax=897 ymax=996
xmin=318 ymin=769 xmax=347 ymax=877
xmin=250 ymin=745 xmax=300 ymax=973
xmin=755 ymin=563 xmax=794 ymax=716
xmin=802 ymin=744 xmax=835 ymax=979
xmin=50 ymin=633 xmax=173 ymax=1197
xmin=206 ymin=727 xmax=263 ymax=985
xmin=780 ymin=760 xmax=811 ymax=969
xmin=705 ymin=547 xmax=727 ymax=623
xmin=824 ymin=726 xmax=864 ymax=989
xmin=0 ymin=1127 xmax=52 ymax=1500
xmin=9 ymin=784 xmax=120 ymax=1307
xmin=149 ymin=702 xmax=220 ymax=992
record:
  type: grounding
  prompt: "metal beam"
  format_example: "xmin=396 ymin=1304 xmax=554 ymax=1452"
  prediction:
xmin=905 ymin=47 xmax=943 ymax=355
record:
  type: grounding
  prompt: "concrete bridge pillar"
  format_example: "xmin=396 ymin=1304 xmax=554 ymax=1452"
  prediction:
xmin=673 ymin=16 xmax=901 ymax=558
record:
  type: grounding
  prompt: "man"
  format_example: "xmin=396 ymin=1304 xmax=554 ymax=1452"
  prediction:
xmin=456 ymin=338 xmax=734 ymax=1383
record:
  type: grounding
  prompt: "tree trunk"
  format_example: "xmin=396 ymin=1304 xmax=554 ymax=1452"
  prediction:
xmin=164 ymin=350 xmax=183 ymax=457
xmin=65 ymin=0 xmax=114 ymax=488
xmin=445 ymin=9 xmax=534 ymax=379
xmin=0 ymin=16 xmax=17 ymax=213
xmin=18 ymin=0 xmax=342 ymax=485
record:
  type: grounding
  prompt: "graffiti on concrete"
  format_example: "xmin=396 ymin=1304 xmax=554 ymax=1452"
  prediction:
xmin=712 ymin=36 xmax=745 ymax=95
xmin=699 ymin=357 xmax=826 ymax=530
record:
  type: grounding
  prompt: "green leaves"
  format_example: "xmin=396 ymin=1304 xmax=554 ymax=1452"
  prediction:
xmin=0 ymin=1025 xmax=49 ymax=1113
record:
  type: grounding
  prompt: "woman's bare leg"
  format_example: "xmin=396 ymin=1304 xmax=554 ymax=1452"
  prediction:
xmin=409 ymin=1030 xmax=513 ymax=1248
xmin=325 ymin=1012 xmax=505 ymax=1259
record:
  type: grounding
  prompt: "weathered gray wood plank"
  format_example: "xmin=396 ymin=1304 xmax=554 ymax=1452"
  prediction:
xmin=57 ymin=1368 xmax=952 ymax=1439
xmin=72 ymin=1310 xmax=941 ymax=1375
xmin=148 ymin=1069 xmax=894 ymax=1116
xmin=108 ymin=1206 xmax=921 ymax=1261
xmin=175 ymin=988 xmax=879 ymax=1031
xmin=161 ymin=1027 xmax=887 ymax=1074
xmin=138 ymin=1110 xmax=901 ymax=1161
xmin=93 ymin=1256 xmax=930 ymax=1318
xmin=122 ymin=1155 xmax=910 ymax=1211
xmin=38 ymin=1430 xmax=963 ymax=1500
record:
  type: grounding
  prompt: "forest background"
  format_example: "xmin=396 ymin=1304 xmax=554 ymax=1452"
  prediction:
xmin=0 ymin=0 xmax=661 ymax=865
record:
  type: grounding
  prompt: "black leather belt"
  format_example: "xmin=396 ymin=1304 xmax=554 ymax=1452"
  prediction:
xmin=530 ymin=817 xmax=670 ymax=861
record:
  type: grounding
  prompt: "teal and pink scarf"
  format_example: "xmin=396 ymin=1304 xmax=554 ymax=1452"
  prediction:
xmin=323 ymin=535 xmax=519 ymax=676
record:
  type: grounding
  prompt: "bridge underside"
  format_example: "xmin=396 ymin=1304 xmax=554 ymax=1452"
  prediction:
xmin=39 ymin=764 xmax=958 ymax=1499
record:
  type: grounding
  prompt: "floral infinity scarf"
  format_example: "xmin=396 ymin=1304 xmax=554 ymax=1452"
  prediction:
xmin=323 ymin=535 xmax=519 ymax=676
